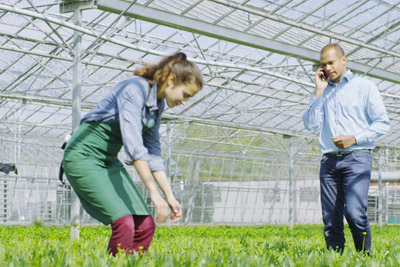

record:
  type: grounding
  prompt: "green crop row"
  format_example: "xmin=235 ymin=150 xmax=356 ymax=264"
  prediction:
xmin=0 ymin=224 xmax=399 ymax=266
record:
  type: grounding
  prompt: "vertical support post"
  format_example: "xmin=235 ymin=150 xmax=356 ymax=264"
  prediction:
xmin=166 ymin=121 xmax=172 ymax=179
xmin=377 ymin=148 xmax=383 ymax=227
xmin=385 ymin=182 xmax=389 ymax=224
xmin=166 ymin=121 xmax=171 ymax=227
xmin=70 ymin=7 xmax=83 ymax=240
xmin=3 ymin=180 xmax=7 ymax=222
xmin=285 ymin=135 xmax=294 ymax=228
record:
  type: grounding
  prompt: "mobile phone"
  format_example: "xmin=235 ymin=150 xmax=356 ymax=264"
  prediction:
xmin=319 ymin=68 xmax=328 ymax=81
xmin=312 ymin=63 xmax=328 ymax=81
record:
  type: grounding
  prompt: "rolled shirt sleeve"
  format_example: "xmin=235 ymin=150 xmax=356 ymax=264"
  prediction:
xmin=116 ymin=81 xmax=151 ymax=165
xmin=142 ymin=101 xmax=165 ymax=172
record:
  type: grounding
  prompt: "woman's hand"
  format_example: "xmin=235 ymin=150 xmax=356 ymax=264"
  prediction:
xmin=150 ymin=192 xmax=169 ymax=224
xmin=167 ymin=195 xmax=182 ymax=223
xmin=151 ymin=171 xmax=183 ymax=223
xmin=150 ymin=192 xmax=182 ymax=224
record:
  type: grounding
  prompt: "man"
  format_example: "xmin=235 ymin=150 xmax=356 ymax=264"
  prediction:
xmin=303 ymin=44 xmax=390 ymax=253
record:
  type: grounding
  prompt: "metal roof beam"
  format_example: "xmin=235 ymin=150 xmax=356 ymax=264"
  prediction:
xmin=96 ymin=0 xmax=400 ymax=84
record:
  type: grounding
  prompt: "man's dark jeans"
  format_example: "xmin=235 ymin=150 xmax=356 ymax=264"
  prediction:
xmin=319 ymin=151 xmax=372 ymax=253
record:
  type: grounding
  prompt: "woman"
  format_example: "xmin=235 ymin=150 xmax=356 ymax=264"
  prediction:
xmin=63 ymin=52 xmax=203 ymax=256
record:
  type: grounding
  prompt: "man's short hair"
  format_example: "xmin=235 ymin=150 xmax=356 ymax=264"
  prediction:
xmin=321 ymin=44 xmax=345 ymax=57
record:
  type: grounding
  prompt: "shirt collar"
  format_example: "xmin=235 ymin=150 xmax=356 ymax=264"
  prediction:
xmin=328 ymin=69 xmax=354 ymax=86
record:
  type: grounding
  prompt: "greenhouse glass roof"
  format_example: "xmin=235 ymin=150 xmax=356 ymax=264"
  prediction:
xmin=1 ymin=0 xmax=400 ymax=150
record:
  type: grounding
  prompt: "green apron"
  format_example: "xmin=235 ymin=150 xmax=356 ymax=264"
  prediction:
xmin=63 ymin=121 xmax=150 ymax=225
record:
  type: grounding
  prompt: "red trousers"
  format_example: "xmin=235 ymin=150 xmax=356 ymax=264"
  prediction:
xmin=107 ymin=215 xmax=155 ymax=256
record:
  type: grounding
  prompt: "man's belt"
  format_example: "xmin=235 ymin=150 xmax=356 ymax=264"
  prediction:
xmin=324 ymin=149 xmax=371 ymax=157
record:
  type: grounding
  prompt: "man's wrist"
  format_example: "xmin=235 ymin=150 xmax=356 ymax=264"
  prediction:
xmin=352 ymin=135 xmax=357 ymax=145
xmin=314 ymin=89 xmax=324 ymax=97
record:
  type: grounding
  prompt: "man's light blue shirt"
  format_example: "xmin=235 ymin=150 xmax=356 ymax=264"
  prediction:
xmin=81 ymin=76 xmax=165 ymax=171
xmin=303 ymin=70 xmax=390 ymax=154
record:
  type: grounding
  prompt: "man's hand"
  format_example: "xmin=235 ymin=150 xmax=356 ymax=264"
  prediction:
xmin=314 ymin=67 xmax=328 ymax=97
xmin=332 ymin=135 xmax=357 ymax=149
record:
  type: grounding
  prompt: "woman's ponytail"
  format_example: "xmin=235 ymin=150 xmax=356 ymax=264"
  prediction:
xmin=134 ymin=52 xmax=203 ymax=90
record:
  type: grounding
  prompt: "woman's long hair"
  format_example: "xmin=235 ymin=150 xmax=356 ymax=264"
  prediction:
xmin=134 ymin=52 xmax=203 ymax=89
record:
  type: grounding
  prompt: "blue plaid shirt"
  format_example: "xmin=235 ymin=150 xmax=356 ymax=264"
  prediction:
xmin=82 ymin=76 xmax=165 ymax=171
